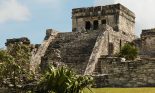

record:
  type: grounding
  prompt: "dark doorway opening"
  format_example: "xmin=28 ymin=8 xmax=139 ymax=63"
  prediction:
xmin=120 ymin=40 xmax=122 ymax=51
xmin=102 ymin=19 xmax=106 ymax=24
xmin=108 ymin=42 xmax=114 ymax=56
xmin=93 ymin=20 xmax=99 ymax=30
xmin=85 ymin=21 xmax=91 ymax=30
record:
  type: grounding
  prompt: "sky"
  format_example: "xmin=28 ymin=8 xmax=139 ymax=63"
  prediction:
xmin=0 ymin=0 xmax=155 ymax=48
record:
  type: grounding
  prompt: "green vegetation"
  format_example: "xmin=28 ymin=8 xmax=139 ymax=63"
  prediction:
xmin=0 ymin=43 xmax=93 ymax=93
xmin=84 ymin=88 xmax=155 ymax=93
xmin=119 ymin=43 xmax=138 ymax=60
xmin=0 ymin=43 xmax=34 ymax=92
xmin=37 ymin=66 xmax=93 ymax=93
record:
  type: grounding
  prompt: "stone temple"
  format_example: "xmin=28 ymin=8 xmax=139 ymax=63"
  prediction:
xmin=6 ymin=3 xmax=155 ymax=87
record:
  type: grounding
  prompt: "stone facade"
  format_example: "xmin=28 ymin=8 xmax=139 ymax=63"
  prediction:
xmin=141 ymin=28 xmax=155 ymax=57
xmin=84 ymin=25 xmax=135 ymax=75
xmin=72 ymin=3 xmax=135 ymax=35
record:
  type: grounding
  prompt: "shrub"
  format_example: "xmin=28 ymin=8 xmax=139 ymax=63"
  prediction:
xmin=120 ymin=43 xmax=138 ymax=60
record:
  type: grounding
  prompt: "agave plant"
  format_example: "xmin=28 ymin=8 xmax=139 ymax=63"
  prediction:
xmin=37 ymin=66 xmax=93 ymax=93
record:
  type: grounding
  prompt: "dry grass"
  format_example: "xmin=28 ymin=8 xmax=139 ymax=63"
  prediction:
xmin=84 ymin=88 xmax=155 ymax=93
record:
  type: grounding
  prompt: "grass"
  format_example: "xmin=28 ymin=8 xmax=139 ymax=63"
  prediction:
xmin=84 ymin=88 xmax=155 ymax=93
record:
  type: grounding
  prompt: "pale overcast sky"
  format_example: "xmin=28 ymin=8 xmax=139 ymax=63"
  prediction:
xmin=0 ymin=0 xmax=155 ymax=48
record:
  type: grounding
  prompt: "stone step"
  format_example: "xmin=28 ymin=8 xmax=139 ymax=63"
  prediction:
xmin=43 ymin=31 xmax=100 ymax=74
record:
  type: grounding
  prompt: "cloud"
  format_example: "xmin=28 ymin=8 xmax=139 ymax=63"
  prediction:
xmin=36 ymin=0 xmax=63 ymax=8
xmin=94 ymin=0 xmax=115 ymax=6
xmin=0 ymin=0 xmax=30 ymax=23
xmin=94 ymin=0 xmax=155 ymax=35
xmin=37 ymin=0 xmax=61 ymax=3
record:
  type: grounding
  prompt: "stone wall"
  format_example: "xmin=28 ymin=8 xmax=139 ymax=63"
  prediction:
xmin=0 ymin=88 xmax=10 ymax=93
xmin=93 ymin=57 xmax=155 ymax=87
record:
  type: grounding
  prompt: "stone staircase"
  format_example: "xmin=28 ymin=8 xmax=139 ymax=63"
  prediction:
xmin=30 ymin=29 xmax=58 ymax=73
xmin=42 ymin=31 xmax=99 ymax=74
xmin=84 ymin=25 xmax=113 ymax=75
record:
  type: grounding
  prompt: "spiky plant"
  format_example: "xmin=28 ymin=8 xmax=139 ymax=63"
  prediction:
xmin=37 ymin=66 xmax=93 ymax=93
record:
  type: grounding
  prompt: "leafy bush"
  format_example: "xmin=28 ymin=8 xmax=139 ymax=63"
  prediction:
xmin=0 ymin=43 xmax=34 ymax=92
xmin=120 ymin=43 xmax=138 ymax=60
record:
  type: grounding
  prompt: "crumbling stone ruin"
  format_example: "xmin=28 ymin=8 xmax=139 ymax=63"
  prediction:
xmin=72 ymin=3 xmax=135 ymax=35
xmin=5 ymin=37 xmax=39 ymax=52
xmin=5 ymin=37 xmax=33 ymax=72
xmin=5 ymin=3 xmax=155 ymax=87
xmin=141 ymin=28 xmax=155 ymax=57
xmin=5 ymin=37 xmax=30 ymax=46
